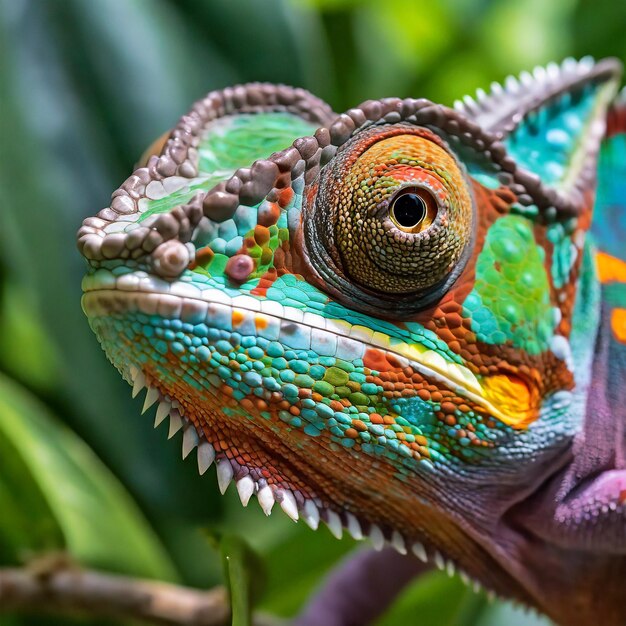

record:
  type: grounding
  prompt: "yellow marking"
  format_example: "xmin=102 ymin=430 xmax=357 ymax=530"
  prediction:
xmin=232 ymin=310 xmax=245 ymax=326
xmin=395 ymin=343 xmax=483 ymax=397
xmin=481 ymin=374 xmax=538 ymax=428
xmin=396 ymin=341 xmax=540 ymax=428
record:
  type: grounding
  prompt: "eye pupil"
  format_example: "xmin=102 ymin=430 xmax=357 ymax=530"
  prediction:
xmin=391 ymin=192 xmax=427 ymax=228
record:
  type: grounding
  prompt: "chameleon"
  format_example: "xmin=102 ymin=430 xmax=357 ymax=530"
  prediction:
xmin=77 ymin=57 xmax=626 ymax=626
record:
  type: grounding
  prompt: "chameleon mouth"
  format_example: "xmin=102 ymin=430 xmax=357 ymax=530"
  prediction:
xmin=125 ymin=363 xmax=494 ymax=599
xmin=82 ymin=275 xmax=539 ymax=429
xmin=82 ymin=280 xmax=540 ymax=600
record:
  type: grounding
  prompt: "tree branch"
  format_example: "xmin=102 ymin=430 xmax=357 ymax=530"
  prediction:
xmin=0 ymin=561 xmax=232 ymax=626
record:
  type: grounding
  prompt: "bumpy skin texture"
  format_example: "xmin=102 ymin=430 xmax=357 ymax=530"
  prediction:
xmin=78 ymin=61 xmax=626 ymax=626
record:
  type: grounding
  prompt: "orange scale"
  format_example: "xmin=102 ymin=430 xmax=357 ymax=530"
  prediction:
xmin=240 ymin=398 xmax=255 ymax=412
xmin=277 ymin=187 xmax=294 ymax=208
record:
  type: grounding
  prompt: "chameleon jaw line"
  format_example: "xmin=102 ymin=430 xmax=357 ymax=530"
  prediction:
xmin=83 ymin=280 xmax=535 ymax=429
xmin=128 ymin=363 xmax=502 ymax=606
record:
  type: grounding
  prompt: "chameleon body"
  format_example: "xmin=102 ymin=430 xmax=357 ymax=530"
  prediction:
xmin=78 ymin=59 xmax=626 ymax=625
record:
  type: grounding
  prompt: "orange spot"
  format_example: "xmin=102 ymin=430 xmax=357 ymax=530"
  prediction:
xmin=254 ymin=225 xmax=271 ymax=245
xmin=240 ymin=398 xmax=254 ymax=412
xmin=254 ymin=315 xmax=268 ymax=330
xmin=278 ymin=187 xmax=294 ymax=208
xmin=192 ymin=246 xmax=214 ymax=269
xmin=232 ymin=310 xmax=245 ymax=326
xmin=611 ymin=308 xmax=626 ymax=343
xmin=417 ymin=389 xmax=430 ymax=401
xmin=258 ymin=202 xmax=281 ymax=227
xmin=364 ymin=349 xmax=399 ymax=372
xmin=596 ymin=251 xmax=626 ymax=284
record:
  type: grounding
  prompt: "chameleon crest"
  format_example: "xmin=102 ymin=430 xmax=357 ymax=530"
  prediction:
xmin=78 ymin=59 xmax=626 ymax=625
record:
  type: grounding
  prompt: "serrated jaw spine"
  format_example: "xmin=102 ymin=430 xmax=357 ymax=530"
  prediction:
xmin=128 ymin=367 xmax=493 ymax=600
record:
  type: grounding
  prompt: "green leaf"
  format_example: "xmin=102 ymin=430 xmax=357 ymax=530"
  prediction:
xmin=258 ymin=521 xmax=356 ymax=617
xmin=0 ymin=280 xmax=61 ymax=392
xmin=377 ymin=572 xmax=481 ymax=626
xmin=0 ymin=372 xmax=176 ymax=580
xmin=215 ymin=532 xmax=265 ymax=626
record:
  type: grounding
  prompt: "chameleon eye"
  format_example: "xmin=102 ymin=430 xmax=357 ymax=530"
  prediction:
xmin=304 ymin=126 xmax=474 ymax=313
xmin=389 ymin=187 xmax=437 ymax=233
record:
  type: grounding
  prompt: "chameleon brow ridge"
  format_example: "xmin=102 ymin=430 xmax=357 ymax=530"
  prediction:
xmin=201 ymin=60 xmax=621 ymax=245
xmin=77 ymin=59 xmax=621 ymax=272
xmin=76 ymin=83 xmax=336 ymax=262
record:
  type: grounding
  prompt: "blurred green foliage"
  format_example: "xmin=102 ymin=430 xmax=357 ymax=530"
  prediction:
xmin=0 ymin=0 xmax=623 ymax=624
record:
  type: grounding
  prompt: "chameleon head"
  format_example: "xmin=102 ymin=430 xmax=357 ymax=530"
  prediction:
xmin=78 ymin=62 xmax=621 ymax=599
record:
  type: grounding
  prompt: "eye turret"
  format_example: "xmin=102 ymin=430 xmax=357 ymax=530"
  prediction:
xmin=304 ymin=126 xmax=474 ymax=310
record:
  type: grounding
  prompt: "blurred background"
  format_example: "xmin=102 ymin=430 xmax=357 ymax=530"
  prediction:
xmin=0 ymin=0 xmax=624 ymax=624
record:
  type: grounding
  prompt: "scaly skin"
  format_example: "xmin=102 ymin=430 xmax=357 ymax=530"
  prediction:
xmin=78 ymin=60 xmax=626 ymax=625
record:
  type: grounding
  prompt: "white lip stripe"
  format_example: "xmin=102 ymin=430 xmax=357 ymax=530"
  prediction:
xmin=83 ymin=286 xmax=506 ymax=421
